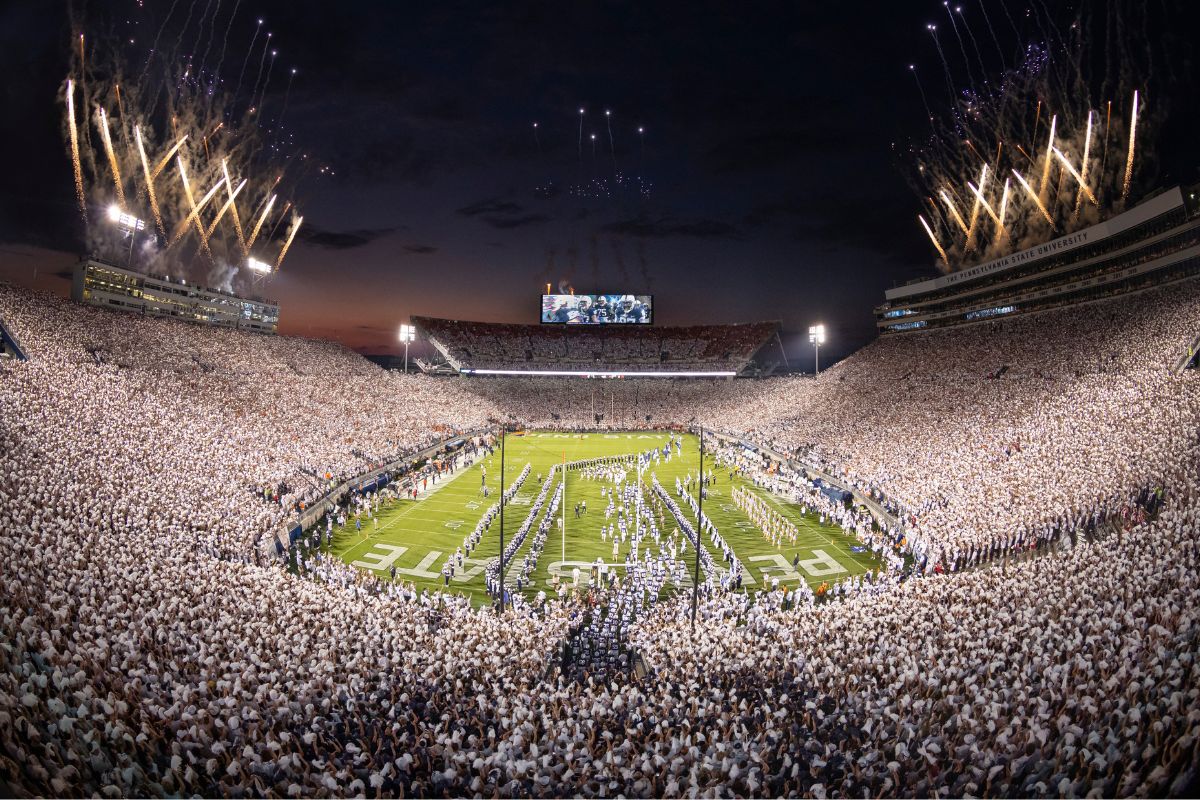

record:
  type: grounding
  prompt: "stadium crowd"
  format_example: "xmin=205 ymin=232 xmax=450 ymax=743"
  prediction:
xmin=414 ymin=316 xmax=778 ymax=373
xmin=1 ymin=278 xmax=1198 ymax=796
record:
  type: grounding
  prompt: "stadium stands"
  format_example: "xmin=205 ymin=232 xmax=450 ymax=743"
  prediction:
xmin=414 ymin=316 xmax=778 ymax=375
xmin=876 ymin=185 xmax=1200 ymax=333
xmin=1 ymin=277 xmax=1199 ymax=797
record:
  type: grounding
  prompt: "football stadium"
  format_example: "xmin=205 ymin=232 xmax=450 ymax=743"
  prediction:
xmin=1 ymin=0 xmax=1199 ymax=797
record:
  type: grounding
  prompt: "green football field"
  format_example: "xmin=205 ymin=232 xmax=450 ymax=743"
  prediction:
xmin=318 ymin=432 xmax=882 ymax=606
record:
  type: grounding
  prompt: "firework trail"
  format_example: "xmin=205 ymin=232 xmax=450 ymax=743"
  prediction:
xmin=66 ymin=79 xmax=86 ymax=218
xmin=1052 ymin=147 xmax=1097 ymax=205
xmin=1122 ymin=90 xmax=1138 ymax=200
xmin=955 ymin=7 xmax=989 ymax=80
xmin=1031 ymin=99 xmax=1042 ymax=150
xmin=97 ymin=107 xmax=127 ymax=208
xmin=221 ymin=160 xmax=248 ymax=251
xmin=968 ymin=177 xmax=1002 ymax=227
xmin=919 ymin=214 xmax=950 ymax=266
xmin=1011 ymin=168 xmax=1054 ymax=224
xmin=204 ymin=178 xmax=246 ymax=238
xmin=943 ymin=3 xmax=978 ymax=95
xmin=275 ymin=68 xmax=297 ymax=137
xmin=151 ymin=135 xmax=189 ymax=179
xmin=211 ymin=0 xmax=242 ymax=83
xmin=909 ymin=65 xmax=935 ymax=130
xmin=605 ymin=109 xmax=616 ymax=170
xmin=274 ymin=215 xmax=302 ymax=269
xmin=269 ymin=201 xmax=293 ymax=241
xmin=1071 ymin=110 xmax=1094 ymax=216
xmin=1037 ymin=114 xmax=1056 ymax=201
xmin=977 ymin=0 xmax=1007 ymax=65
xmin=963 ymin=164 xmax=987 ymax=248
xmin=194 ymin=0 xmax=222 ymax=85
xmin=1100 ymin=99 xmax=1112 ymax=176
xmin=232 ymin=19 xmax=263 ymax=105
xmin=532 ymin=122 xmax=541 ymax=151
xmin=246 ymin=194 xmax=277 ymax=250
xmin=247 ymin=33 xmax=272 ymax=111
xmin=939 ymin=189 xmax=970 ymax=233
xmin=254 ymin=48 xmax=279 ymax=121
xmin=928 ymin=27 xmax=957 ymax=106
xmin=172 ymin=157 xmax=218 ymax=256
xmin=140 ymin=0 xmax=184 ymax=83
xmin=175 ymin=0 xmax=201 ymax=68
xmin=134 ymin=127 xmax=166 ymax=237
xmin=994 ymin=178 xmax=1011 ymax=244
xmin=577 ymin=108 xmax=584 ymax=160
xmin=78 ymin=33 xmax=86 ymax=87
xmin=115 ymin=83 xmax=125 ymax=119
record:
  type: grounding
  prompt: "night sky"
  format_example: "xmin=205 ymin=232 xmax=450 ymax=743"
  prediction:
xmin=0 ymin=1 xmax=1194 ymax=366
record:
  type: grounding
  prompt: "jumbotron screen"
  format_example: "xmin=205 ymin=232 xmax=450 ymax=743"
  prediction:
xmin=541 ymin=294 xmax=653 ymax=324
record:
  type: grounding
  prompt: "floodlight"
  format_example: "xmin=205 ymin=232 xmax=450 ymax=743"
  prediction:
xmin=399 ymin=323 xmax=417 ymax=373
xmin=247 ymin=257 xmax=272 ymax=274
xmin=809 ymin=324 xmax=826 ymax=374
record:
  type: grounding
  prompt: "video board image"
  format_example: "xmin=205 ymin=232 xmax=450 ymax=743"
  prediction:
xmin=541 ymin=294 xmax=653 ymax=324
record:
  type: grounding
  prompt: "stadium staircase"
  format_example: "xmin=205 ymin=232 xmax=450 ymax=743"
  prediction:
xmin=1174 ymin=332 xmax=1200 ymax=373
xmin=0 ymin=313 xmax=26 ymax=361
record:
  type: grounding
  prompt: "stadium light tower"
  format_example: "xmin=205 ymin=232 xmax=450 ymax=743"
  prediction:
xmin=107 ymin=205 xmax=146 ymax=268
xmin=399 ymin=323 xmax=416 ymax=373
xmin=808 ymin=324 xmax=826 ymax=375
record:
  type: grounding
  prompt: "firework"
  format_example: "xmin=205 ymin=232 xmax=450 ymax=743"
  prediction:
xmin=205 ymin=179 xmax=247 ymax=239
xmin=221 ymin=160 xmax=248 ymax=253
xmin=1122 ymin=90 xmax=1139 ymax=200
xmin=1011 ymin=168 xmax=1054 ymax=225
xmin=134 ymin=126 xmax=166 ymax=237
xmin=904 ymin=1 xmax=1158 ymax=271
xmin=274 ymin=215 xmax=303 ymax=269
xmin=1052 ymin=147 xmax=1097 ymax=206
xmin=919 ymin=214 xmax=950 ymax=266
xmin=97 ymin=107 xmax=127 ymax=209
xmin=1037 ymin=114 xmax=1056 ymax=202
xmin=66 ymin=79 xmax=85 ymax=217
xmin=63 ymin=9 xmax=311 ymax=285
xmin=1071 ymin=110 xmax=1094 ymax=217
xmin=577 ymin=108 xmax=584 ymax=159
xmin=967 ymin=177 xmax=1002 ymax=228
xmin=172 ymin=157 xmax=219 ymax=254
xmin=939 ymin=189 xmax=970 ymax=234
xmin=246 ymin=194 xmax=277 ymax=250
xmin=994 ymin=178 xmax=1011 ymax=244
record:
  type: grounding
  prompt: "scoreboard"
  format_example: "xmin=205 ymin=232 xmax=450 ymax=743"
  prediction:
xmin=541 ymin=294 xmax=653 ymax=325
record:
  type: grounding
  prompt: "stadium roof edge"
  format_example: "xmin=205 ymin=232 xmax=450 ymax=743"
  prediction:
xmin=886 ymin=186 xmax=1186 ymax=303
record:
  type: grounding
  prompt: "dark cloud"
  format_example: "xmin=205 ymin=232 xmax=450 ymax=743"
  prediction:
xmin=601 ymin=214 xmax=744 ymax=240
xmin=404 ymin=244 xmax=438 ymax=254
xmin=482 ymin=214 xmax=550 ymax=230
xmin=301 ymin=227 xmax=398 ymax=250
xmin=458 ymin=198 xmax=524 ymax=217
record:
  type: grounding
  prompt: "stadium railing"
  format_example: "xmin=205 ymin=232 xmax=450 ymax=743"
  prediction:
xmin=278 ymin=426 xmax=493 ymax=550
xmin=1175 ymin=332 xmax=1200 ymax=374
xmin=0 ymin=312 xmax=28 ymax=361
xmin=703 ymin=428 xmax=901 ymax=530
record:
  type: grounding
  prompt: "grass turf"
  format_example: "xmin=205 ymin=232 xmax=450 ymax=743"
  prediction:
xmin=321 ymin=432 xmax=882 ymax=606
